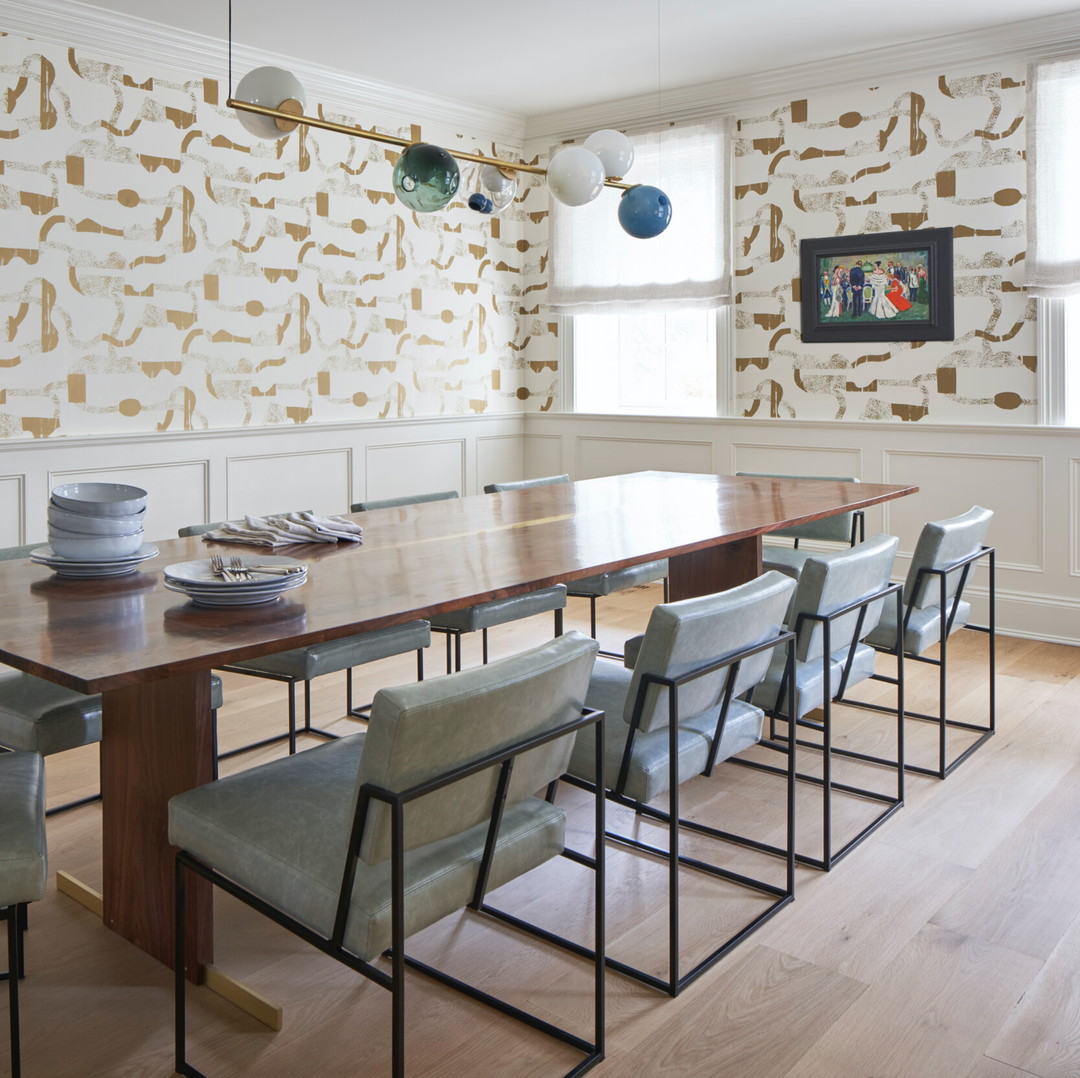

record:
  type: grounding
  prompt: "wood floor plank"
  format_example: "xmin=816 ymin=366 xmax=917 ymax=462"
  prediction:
xmin=595 ymin=944 xmax=866 ymax=1078
xmin=781 ymin=924 xmax=1043 ymax=1078
xmin=931 ymin=755 xmax=1080 ymax=960
xmin=985 ymin=908 xmax=1080 ymax=1078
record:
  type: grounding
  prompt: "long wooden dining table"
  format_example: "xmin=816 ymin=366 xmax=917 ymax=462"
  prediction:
xmin=0 ymin=470 xmax=916 ymax=975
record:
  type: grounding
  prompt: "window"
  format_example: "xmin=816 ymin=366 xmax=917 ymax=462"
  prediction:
xmin=568 ymin=307 xmax=726 ymax=417
xmin=548 ymin=117 xmax=732 ymax=417
xmin=1027 ymin=57 xmax=1080 ymax=425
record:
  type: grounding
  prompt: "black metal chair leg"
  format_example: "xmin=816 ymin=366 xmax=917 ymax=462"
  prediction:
xmin=7 ymin=904 xmax=23 ymax=1078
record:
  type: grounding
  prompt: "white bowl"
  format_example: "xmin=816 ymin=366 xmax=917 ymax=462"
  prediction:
xmin=51 ymin=482 xmax=148 ymax=517
xmin=48 ymin=526 xmax=144 ymax=560
xmin=47 ymin=502 xmax=145 ymax=535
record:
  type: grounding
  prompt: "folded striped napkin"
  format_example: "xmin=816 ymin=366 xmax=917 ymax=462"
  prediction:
xmin=201 ymin=512 xmax=364 ymax=548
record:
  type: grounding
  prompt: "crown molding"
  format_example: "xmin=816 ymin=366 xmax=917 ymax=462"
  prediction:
xmin=0 ymin=0 xmax=527 ymax=145
xmin=526 ymin=9 xmax=1080 ymax=141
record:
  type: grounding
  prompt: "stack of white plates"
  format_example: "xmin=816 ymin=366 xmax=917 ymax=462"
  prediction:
xmin=163 ymin=556 xmax=308 ymax=607
xmin=31 ymin=543 xmax=159 ymax=578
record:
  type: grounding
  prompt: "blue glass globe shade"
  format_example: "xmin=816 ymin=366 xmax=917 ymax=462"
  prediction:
xmin=617 ymin=185 xmax=672 ymax=239
xmin=393 ymin=143 xmax=461 ymax=213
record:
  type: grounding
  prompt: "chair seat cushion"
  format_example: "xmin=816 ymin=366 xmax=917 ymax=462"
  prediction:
xmin=227 ymin=620 xmax=431 ymax=681
xmin=0 ymin=667 xmax=102 ymax=755
xmin=430 ymin=586 xmax=566 ymax=633
xmin=865 ymin=599 xmax=971 ymax=656
xmin=760 ymin=545 xmax=812 ymax=579
xmin=754 ymin=642 xmax=876 ymax=719
xmin=566 ymin=560 xmax=668 ymax=599
xmin=169 ymin=734 xmax=565 ymax=962
xmin=0 ymin=751 xmax=47 ymax=905
xmin=568 ymin=661 xmax=763 ymax=802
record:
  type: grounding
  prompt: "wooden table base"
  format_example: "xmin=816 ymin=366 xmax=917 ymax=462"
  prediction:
xmin=101 ymin=670 xmax=215 ymax=979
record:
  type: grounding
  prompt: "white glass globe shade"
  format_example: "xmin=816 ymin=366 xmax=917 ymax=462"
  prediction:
xmin=234 ymin=66 xmax=307 ymax=140
xmin=547 ymin=147 xmax=606 ymax=207
xmin=584 ymin=129 xmax=634 ymax=178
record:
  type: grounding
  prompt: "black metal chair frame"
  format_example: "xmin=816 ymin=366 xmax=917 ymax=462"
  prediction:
xmin=728 ymin=583 xmax=905 ymax=871
xmin=488 ymin=630 xmax=797 ymax=997
xmin=2 ymin=901 xmax=28 ymax=1078
xmin=175 ymin=706 xmax=606 ymax=1078
xmin=214 ymin=650 xmax=425 ymax=758
xmin=567 ymin=579 xmax=669 ymax=662
xmin=836 ymin=545 xmax=995 ymax=780
xmin=432 ymin=611 xmax=563 ymax=675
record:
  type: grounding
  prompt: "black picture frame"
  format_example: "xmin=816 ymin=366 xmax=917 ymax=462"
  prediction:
xmin=799 ymin=227 xmax=954 ymax=343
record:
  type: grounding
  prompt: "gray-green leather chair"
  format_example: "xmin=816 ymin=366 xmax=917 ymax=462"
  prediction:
xmin=179 ymin=518 xmax=431 ymax=756
xmin=735 ymin=472 xmax=865 ymax=581
xmin=0 ymin=751 xmax=46 ymax=1078
xmin=747 ymin=534 xmax=904 ymax=870
xmin=0 ymin=543 xmax=224 ymax=808
xmin=560 ymin=571 xmax=798 ymax=996
xmin=838 ymin=506 xmax=995 ymax=779
xmin=171 ymin=632 xmax=604 ymax=1078
xmin=484 ymin=475 xmax=668 ymax=658
xmin=353 ymin=493 xmax=566 ymax=674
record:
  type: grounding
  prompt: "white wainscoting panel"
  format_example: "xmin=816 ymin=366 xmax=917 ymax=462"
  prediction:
xmin=577 ymin=436 xmax=715 ymax=479
xmin=520 ymin=433 xmax=563 ymax=484
xmin=0 ymin=475 xmax=25 ymax=548
xmin=365 ymin=440 xmax=465 ymax=504
xmin=883 ymin=450 xmax=1043 ymax=573
xmin=477 ymin=434 xmax=527 ymax=491
xmin=730 ymin=443 xmax=863 ymax=482
xmin=48 ymin=460 xmax=209 ymax=546
xmin=1071 ymin=458 xmax=1080 ymax=578
xmin=227 ymin=449 xmax=352 ymax=524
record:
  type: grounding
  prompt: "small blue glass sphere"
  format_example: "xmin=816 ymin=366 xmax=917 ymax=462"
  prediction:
xmin=392 ymin=143 xmax=460 ymax=213
xmin=618 ymin=184 xmax=672 ymax=239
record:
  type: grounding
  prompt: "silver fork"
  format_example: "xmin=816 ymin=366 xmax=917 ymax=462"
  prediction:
xmin=210 ymin=554 xmax=234 ymax=581
xmin=229 ymin=556 xmax=254 ymax=581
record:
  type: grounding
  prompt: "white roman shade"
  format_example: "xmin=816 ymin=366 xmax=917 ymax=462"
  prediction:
xmin=1027 ymin=57 xmax=1080 ymax=298
xmin=547 ymin=116 xmax=732 ymax=315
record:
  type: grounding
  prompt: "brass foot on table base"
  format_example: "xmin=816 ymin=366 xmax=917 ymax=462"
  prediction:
xmin=56 ymin=870 xmax=103 ymax=918
xmin=202 ymin=963 xmax=284 ymax=1031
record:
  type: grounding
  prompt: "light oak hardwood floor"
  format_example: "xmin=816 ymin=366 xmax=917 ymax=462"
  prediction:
xmin=5 ymin=581 xmax=1077 ymax=1077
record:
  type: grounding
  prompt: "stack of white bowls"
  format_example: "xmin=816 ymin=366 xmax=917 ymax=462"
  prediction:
xmin=47 ymin=482 xmax=148 ymax=560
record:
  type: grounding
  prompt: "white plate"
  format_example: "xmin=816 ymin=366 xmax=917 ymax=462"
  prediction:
xmin=31 ymin=543 xmax=159 ymax=567
xmin=163 ymin=556 xmax=306 ymax=588
xmin=45 ymin=562 xmax=146 ymax=579
xmin=164 ymin=575 xmax=306 ymax=606
xmin=169 ymin=573 xmax=307 ymax=599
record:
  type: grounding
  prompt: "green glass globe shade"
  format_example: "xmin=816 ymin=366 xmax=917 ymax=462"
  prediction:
xmin=392 ymin=143 xmax=460 ymax=212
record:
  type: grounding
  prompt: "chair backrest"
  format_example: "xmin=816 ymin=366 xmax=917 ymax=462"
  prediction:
xmin=0 ymin=543 xmax=39 ymax=561
xmin=626 ymin=571 xmax=795 ymax=733
xmin=0 ymin=750 xmax=47 ymax=907
xmin=484 ymin=475 xmax=570 ymax=494
xmin=736 ymin=472 xmax=861 ymax=543
xmin=352 ymin=491 xmax=459 ymax=512
xmin=356 ymin=631 xmax=598 ymax=865
xmin=789 ymin=533 xmax=899 ymax=663
xmin=904 ymin=505 xmax=992 ymax=610
xmin=178 ymin=510 xmax=314 ymax=537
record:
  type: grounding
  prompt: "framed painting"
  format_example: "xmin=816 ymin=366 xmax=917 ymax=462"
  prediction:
xmin=799 ymin=227 xmax=954 ymax=343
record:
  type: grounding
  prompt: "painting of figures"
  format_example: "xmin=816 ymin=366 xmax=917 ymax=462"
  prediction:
xmin=800 ymin=228 xmax=954 ymax=343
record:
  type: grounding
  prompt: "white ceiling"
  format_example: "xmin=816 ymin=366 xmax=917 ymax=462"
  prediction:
xmin=28 ymin=0 xmax=1080 ymax=118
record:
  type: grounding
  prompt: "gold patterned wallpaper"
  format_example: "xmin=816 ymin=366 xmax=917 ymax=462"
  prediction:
xmin=0 ymin=31 xmax=541 ymax=439
xmin=733 ymin=66 xmax=1033 ymax=422
xmin=0 ymin=28 xmax=1038 ymax=436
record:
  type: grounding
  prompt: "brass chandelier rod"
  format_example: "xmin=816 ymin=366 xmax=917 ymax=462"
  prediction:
xmin=226 ymin=98 xmax=634 ymax=191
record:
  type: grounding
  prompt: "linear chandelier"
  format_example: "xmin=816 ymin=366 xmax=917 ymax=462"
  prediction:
xmin=225 ymin=19 xmax=672 ymax=238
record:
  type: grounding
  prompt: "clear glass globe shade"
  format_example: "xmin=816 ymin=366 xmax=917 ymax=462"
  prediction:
xmin=547 ymin=147 xmax=605 ymax=207
xmin=234 ymin=66 xmax=306 ymax=140
xmin=584 ymin=129 xmax=634 ymax=178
